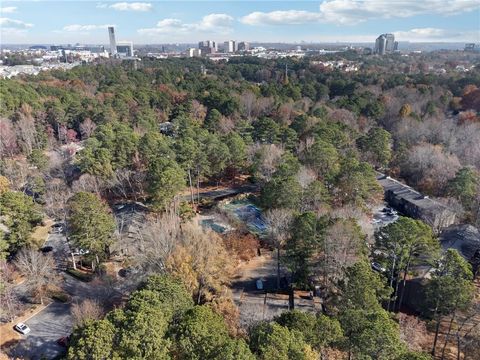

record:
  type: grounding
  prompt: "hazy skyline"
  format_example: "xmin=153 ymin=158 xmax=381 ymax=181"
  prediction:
xmin=1 ymin=0 xmax=479 ymax=44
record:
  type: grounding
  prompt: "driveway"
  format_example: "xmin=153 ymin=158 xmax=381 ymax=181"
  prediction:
xmin=8 ymin=232 xmax=74 ymax=360
xmin=9 ymin=302 xmax=72 ymax=360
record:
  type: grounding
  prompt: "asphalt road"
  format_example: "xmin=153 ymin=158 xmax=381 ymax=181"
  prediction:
xmin=9 ymin=302 xmax=72 ymax=360
xmin=9 ymin=232 xmax=73 ymax=360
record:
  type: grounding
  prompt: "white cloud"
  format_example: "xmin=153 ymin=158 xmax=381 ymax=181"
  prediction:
xmin=63 ymin=24 xmax=114 ymax=32
xmin=394 ymin=28 xmax=480 ymax=42
xmin=109 ymin=2 xmax=152 ymax=12
xmin=241 ymin=0 xmax=480 ymax=26
xmin=1 ymin=6 xmax=17 ymax=14
xmin=0 ymin=17 xmax=33 ymax=29
xmin=241 ymin=11 xmax=322 ymax=26
xmin=138 ymin=13 xmax=234 ymax=36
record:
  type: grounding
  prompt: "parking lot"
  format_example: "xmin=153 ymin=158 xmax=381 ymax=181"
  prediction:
xmin=7 ymin=231 xmax=73 ymax=360
xmin=8 ymin=302 xmax=72 ymax=360
xmin=372 ymin=203 xmax=399 ymax=228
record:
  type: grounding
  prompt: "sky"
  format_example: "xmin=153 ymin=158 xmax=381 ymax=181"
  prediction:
xmin=1 ymin=0 xmax=479 ymax=44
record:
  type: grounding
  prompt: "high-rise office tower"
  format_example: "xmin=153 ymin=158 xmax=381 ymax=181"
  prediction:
xmin=375 ymin=33 xmax=395 ymax=55
xmin=108 ymin=27 xmax=117 ymax=56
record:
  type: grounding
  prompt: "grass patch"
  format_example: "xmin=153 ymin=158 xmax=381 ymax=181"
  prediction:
xmin=30 ymin=219 xmax=54 ymax=248
xmin=66 ymin=268 xmax=93 ymax=282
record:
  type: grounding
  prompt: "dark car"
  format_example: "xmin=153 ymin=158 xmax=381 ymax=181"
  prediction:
xmin=40 ymin=246 xmax=53 ymax=253
xmin=56 ymin=335 xmax=70 ymax=347
xmin=50 ymin=223 xmax=64 ymax=234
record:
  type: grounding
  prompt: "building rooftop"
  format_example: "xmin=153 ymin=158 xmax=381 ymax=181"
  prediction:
xmin=440 ymin=224 xmax=480 ymax=263
xmin=376 ymin=174 xmax=450 ymax=215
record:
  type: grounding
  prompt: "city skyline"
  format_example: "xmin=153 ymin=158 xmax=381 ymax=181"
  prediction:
xmin=1 ymin=0 xmax=479 ymax=44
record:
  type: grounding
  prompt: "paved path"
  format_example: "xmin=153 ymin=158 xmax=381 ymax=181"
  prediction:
xmin=180 ymin=184 xmax=258 ymax=203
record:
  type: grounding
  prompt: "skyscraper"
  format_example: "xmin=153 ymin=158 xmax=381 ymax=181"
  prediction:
xmin=224 ymin=40 xmax=236 ymax=53
xmin=108 ymin=27 xmax=117 ymax=56
xmin=375 ymin=33 xmax=395 ymax=55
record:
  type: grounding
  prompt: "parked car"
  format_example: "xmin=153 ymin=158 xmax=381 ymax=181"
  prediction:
xmin=14 ymin=322 xmax=31 ymax=335
xmin=40 ymin=246 xmax=53 ymax=253
xmin=50 ymin=223 xmax=64 ymax=234
xmin=371 ymin=262 xmax=386 ymax=273
xmin=56 ymin=335 xmax=70 ymax=347
xmin=72 ymin=249 xmax=90 ymax=256
xmin=119 ymin=267 xmax=139 ymax=278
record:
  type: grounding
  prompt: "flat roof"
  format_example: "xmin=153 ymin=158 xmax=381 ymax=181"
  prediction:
xmin=376 ymin=173 xmax=453 ymax=214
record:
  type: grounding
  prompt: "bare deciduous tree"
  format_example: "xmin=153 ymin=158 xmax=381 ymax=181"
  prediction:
xmin=79 ymin=118 xmax=97 ymax=140
xmin=401 ymin=143 xmax=461 ymax=195
xmin=71 ymin=173 xmax=104 ymax=195
xmin=398 ymin=313 xmax=430 ymax=352
xmin=249 ymin=144 xmax=284 ymax=183
xmin=264 ymin=208 xmax=293 ymax=289
xmin=321 ymin=218 xmax=365 ymax=289
xmin=0 ymin=118 xmax=18 ymax=157
xmin=14 ymin=104 xmax=38 ymax=155
xmin=167 ymin=222 xmax=234 ymax=304
xmin=0 ymin=260 xmax=22 ymax=322
xmin=44 ymin=178 xmax=72 ymax=222
xmin=14 ymin=249 xmax=57 ymax=304
xmin=71 ymin=299 xmax=104 ymax=327
xmin=133 ymin=214 xmax=180 ymax=274
xmin=190 ymin=100 xmax=207 ymax=124
xmin=239 ymin=91 xmax=256 ymax=120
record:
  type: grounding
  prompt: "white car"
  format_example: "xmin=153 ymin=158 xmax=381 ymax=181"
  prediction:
xmin=72 ymin=249 xmax=90 ymax=256
xmin=14 ymin=322 xmax=31 ymax=335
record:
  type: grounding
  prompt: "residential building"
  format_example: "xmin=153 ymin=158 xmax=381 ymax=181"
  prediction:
xmin=237 ymin=42 xmax=250 ymax=51
xmin=116 ymin=41 xmax=134 ymax=57
xmin=187 ymin=48 xmax=201 ymax=57
xmin=376 ymin=173 xmax=457 ymax=232
xmin=198 ymin=40 xmax=217 ymax=55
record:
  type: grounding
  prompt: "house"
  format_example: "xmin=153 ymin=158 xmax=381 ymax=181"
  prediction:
xmin=376 ymin=173 xmax=457 ymax=232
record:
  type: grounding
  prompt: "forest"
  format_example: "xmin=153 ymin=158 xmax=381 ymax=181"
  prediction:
xmin=0 ymin=51 xmax=479 ymax=359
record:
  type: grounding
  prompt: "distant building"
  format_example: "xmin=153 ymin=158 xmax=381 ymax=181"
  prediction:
xmin=394 ymin=41 xmax=399 ymax=51
xmin=29 ymin=45 xmax=47 ymax=50
xmin=187 ymin=48 xmax=201 ymax=57
xmin=108 ymin=26 xmax=117 ymax=56
xmin=375 ymin=33 xmax=395 ymax=55
xmin=464 ymin=43 xmax=476 ymax=52
xmin=198 ymin=40 xmax=217 ymax=55
xmin=363 ymin=47 xmax=373 ymax=55
xmin=224 ymin=40 xmax=236 ymax=53
xmin=237 ymin=42 xmax=250 ymax=51
xmin=376 ymin=173 xmax=457 ymax=232
xmin=116 ymin=41 xmax=134 ymax=57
